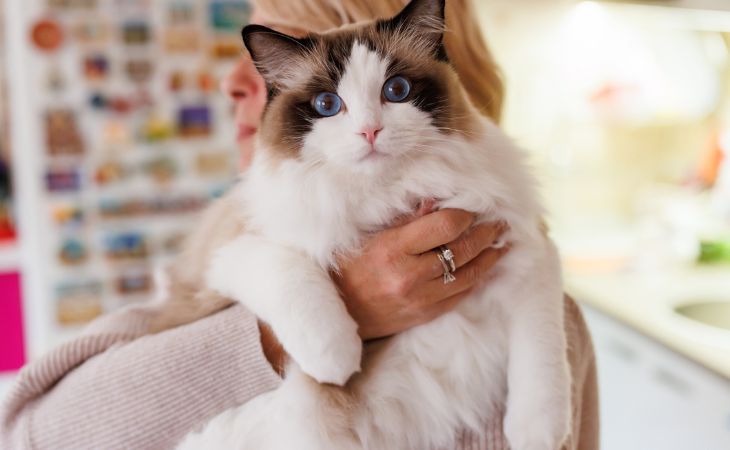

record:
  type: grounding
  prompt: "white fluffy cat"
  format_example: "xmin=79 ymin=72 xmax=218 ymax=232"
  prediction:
xmin=177 ymin=0 xmax=571 ymax=448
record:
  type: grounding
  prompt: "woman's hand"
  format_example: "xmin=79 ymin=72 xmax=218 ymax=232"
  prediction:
xmin=333 ymin=208 xmax=509 ymax=341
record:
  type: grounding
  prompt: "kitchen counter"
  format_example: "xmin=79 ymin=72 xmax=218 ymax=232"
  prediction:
xmin=567 ymin=266 xmax=730 ymax=379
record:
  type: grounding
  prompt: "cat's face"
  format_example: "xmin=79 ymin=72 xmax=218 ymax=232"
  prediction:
xmin=243 ymin=0 xmax=474 ymax=175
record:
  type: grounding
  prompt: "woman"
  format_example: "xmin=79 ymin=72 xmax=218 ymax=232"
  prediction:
xmin=0 ymin=1 xmax=599 ymax=449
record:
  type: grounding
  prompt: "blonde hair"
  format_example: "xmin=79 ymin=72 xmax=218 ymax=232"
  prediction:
xmin=251 ymin=0 xmax=504 ymax=122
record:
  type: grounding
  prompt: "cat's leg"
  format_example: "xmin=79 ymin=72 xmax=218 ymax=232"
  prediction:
xmin=502 ymin=241 xmax=571 ymax=450
xmin=206 ymin=234 xmax=362 ymax=385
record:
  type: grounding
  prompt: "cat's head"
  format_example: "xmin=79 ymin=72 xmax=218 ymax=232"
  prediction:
xmin=242 ymin=0 xmax=477 ymax=175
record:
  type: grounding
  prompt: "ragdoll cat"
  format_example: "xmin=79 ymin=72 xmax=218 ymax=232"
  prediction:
xmin=175 ymin=0 xmax=570 ymax=448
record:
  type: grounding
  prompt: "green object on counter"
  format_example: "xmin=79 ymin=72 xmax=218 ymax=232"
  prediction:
xmin=698 ymin=239 xmax=730 ymax=264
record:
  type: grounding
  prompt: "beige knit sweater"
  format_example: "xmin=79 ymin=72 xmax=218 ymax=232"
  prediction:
xmin=0 ymin=297 xmax=599 ymax=450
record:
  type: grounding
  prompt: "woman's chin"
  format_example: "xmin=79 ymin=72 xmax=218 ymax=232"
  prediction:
xmin=238 ymin=139 xmax=256 ymax=171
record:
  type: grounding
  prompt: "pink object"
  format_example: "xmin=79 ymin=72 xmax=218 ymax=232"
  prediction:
xmin=0 ymin=272 xmax=25 ymax=372
xmin=359 ymin=125 xmax=383 ymax=145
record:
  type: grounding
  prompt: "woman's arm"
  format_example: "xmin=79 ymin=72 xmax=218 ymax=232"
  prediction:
xmin=0 ymin=304 xmax=281 ymax=450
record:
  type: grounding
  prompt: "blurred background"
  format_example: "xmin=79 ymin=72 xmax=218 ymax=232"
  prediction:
xmin=1 ymin=0 xmax=729 ymax=448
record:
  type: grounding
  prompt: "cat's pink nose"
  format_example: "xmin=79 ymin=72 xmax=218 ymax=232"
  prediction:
xmin=359 ymin=126 xmax=383 ymax=145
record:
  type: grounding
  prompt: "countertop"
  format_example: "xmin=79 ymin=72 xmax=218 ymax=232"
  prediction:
xmin=566 ymin=265 xmax=730 ymax=379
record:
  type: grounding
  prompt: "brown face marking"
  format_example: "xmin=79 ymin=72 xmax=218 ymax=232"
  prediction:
xmin=251 ymin=0 xmax=479 ymax=161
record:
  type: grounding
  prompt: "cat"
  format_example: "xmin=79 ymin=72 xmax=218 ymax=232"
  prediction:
xmin=174 ymin=0 xmax=571 ymax=448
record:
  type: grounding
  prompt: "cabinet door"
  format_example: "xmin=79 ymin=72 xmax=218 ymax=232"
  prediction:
xmin=0 ymin=272 xmax=25 ymax=372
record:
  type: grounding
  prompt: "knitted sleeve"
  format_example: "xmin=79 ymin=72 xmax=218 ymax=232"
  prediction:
xmin=0 ymin=304 xmax=281 ymax=450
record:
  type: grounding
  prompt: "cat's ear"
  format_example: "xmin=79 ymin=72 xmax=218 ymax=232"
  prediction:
xmin=389 ymin=0 xmax=447 ymax=61
xmin=242 ymin=24 xmax=314 ymax=87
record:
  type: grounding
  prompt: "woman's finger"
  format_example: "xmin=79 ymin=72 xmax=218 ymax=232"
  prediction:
xmin=394 ymin=209 xmax=475 ymax=255
xmin=410 ymin=244 xmax=510 ymax=306
xmin=410 ymin=221 xmax=508 ymax=281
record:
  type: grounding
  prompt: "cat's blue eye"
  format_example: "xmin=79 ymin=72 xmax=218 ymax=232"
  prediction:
xmin=383 ymin=76 xmax=411 ymax=103
xmin=312 ymin=92 xmax=342 ymax=117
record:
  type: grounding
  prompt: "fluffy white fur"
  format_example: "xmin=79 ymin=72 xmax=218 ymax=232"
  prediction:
xmin=177 ymin=37 xmax=570 ymax=450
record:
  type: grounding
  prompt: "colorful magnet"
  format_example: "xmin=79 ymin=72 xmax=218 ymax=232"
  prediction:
xmin=72 ymin=18 xmax=110 ymax=45
xmin=55 ymin=280 xmax=103 ymax=326
xmin=102 ymin=120 xmax=131 ymax=146
xmin=52 ymin=203 xmax=85 ymax=227
xmin=59 ymin=238 xmax=88 ymax=265
xmin=196 ymin=70 xmax=216 ymax=93
xmin=121 ymin=21 xmax=151 ymax=45
xmin=143 ymin=157 xmax=178 ymax=184
xmin=89 ymin=92 xmax=107 ymax=110
xmin=163 ymin=28 xmax=200 ymax=52
xmin=47 ymin=66 xmax=66 ymax=91
xmin=31 ymin=18 xmax=64 ymax=52
xmin=45 ymin=109 xmax=84 ymax=155
xmin=46 ymin=167 xmax=82 ymax=192
xmin=0 ymin=205 xmax=15 ymax=241
xmin=83 ymin=54 xmax=109 ymax=80
xmin=169 ymin=70 xmax=185 ymax=92
xmin=114 ymin=269 xmax=152 ymax=296
xmin=125 ymin=59 xmax=153 ymax=83
xmin=196 ymin=152 xmax=232 ymax=177
xmin=177 ymin=105 xmax=212 ymax=138
xmin=94 ymin=161 xmax=128 ymax=185
xmin=140 ymin=115 xmax=174 ymax=142
xmin=104 ymin=232 xmax=148 ymax=260
xmin=209 ymin=1 xmax=251 ymax=32
xmin=168 ymin=1 xmax=195 ymax=25
xmin=210 ymin=37 xmax=241 ymax=59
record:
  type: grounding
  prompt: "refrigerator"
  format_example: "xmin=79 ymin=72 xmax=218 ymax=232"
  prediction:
xmin=3 ymin=0 xmax=250 ymax=359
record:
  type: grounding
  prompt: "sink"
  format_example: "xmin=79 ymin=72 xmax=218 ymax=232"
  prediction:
xmin=675 ymin=302 xmax=730 ymax=331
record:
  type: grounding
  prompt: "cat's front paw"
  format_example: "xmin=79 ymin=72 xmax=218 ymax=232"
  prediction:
xmin=285 ymin=319 xmax=362 ymax=386
xmin=503 ymin=383 xmax=571 ymax=450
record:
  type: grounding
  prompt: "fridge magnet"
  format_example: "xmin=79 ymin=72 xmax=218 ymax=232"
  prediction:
xmin=210 ymin=37 xmax=241 ymax=59
xmin=46 ymin=65 xmax=67 ymax=92
xmin=196 ymin=70 xmax=216 ymax=93
xmin=46 ymin=167 xmax=82 ymax=192
xmin=121 ymin=21 xmax=151 ymax=45
xmin=167 ymin=1 xmax=195 ymax=25
xmin=72 ymin=18 xmax=110 ymax=45
xmin=124 ymin=59 xmax=153 ymax=83
xmin=52 ymin=203 xmax=85 ymax=227
xmin=195 ymin=152 xmax=232 ymax=177
xmin=102 ymin=120 xmax=131 ymax=146
xmin=104 ymin=232 xmax=149 ymax=260
xmin=56 ymin=281 xmax=103 ymax=326
xmin=59 ymin=238 xmax=88 ymax=265
xmin=209 ymin=1 xmax=251 ymax=32
xmin=177 ymin=105 xmax=212 ymax=138
xmin=83 ymin=54 xmax=110 ymax=80
xmin=89 ymin=92 xmax=107 ymax=110
xmin=0 ymin=206 xmax=14 ymax=241
xmin=30 ymin=18 xmax=65 ymax=52
xmin=45 ymin=109 xmax=85 ymax=155
xmin=94 ymin=160 xmax=128 ymax=185
xmin=109 ymin=97 xmax=133 ymax=114
xmin=168 ymin=70 xmax=185 ymax=92
xmin=143 ymin=157 xmax=178 ymax=184
xmin=163 ymin=27 xmax=200 ymax=53
xmin=114 ymin=269 xmax=152 ymax=296
xmin=140 ymin=114 xmax=174 ymax=142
